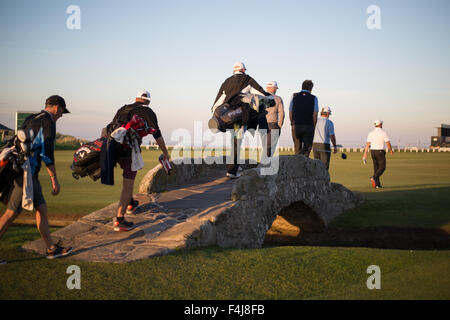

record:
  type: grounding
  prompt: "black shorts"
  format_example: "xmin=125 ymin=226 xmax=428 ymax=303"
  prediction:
xmin=6 ymin=175 xmax=46 ymax=214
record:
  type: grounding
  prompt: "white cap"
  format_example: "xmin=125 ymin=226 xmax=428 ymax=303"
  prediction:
xmin=136 ymin=90 xmax=151 ymax=101
xmin=233 ymin=62 xmax=246 ymax=72
xmin=266 ymin=81 xmax=279 ymax=89
xmin=321 ymin=106 xmax=332 ymax=114
xmin=374 ymin=119 xmax=383 ymax=126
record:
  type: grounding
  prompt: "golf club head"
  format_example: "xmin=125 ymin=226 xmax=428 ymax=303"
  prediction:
xmin=341 ymin=153 xmax=347 ymax=159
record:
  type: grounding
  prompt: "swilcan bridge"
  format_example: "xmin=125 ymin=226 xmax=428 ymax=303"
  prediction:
xmin=23 ymin=155 xmax=363 ymax=263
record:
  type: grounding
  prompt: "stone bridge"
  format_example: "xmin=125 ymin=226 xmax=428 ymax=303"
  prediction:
xmin=23 ymin=155 xmax=364 ymax=263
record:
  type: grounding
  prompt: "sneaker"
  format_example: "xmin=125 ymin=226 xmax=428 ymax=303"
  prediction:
xmin=370 ymin=177 xmax=377 ymax=188
xmin=113 ymin=217 xmax=134 ymax=232
xmin=0 ymin=260 xmax=6 ymax=265
xmin=226 ymin=172 xmax=241 ymax=179
xmin=46 ymin=242 xmax=73 ymax=259
xmin=126 ymin=199 xmax=139 ymax=215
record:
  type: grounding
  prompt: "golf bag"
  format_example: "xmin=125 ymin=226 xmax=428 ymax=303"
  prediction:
xmin=208 ymin=103 xmax=243 ymax=133
xmin=0 ymin=155 xmax=19 ymax=203
xmin=0 ymin=129 xmax=34 ymax=203
xmin=208 ymin=93 xmax=275 ymax=133
xmin=70 ymin=137 xmax=106 ymax=181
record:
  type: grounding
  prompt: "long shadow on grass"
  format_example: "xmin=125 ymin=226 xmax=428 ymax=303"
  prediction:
xmin=265 ymin=226 xmax=450 ymax=250
xmin=264 ymin=187 xmax=450 ymax=251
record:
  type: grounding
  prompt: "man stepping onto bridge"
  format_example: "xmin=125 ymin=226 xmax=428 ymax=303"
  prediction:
xmin=103 ymin=90 xmax=170 ymax=232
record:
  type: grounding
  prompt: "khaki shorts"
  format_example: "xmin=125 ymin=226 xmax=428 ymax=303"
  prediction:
xmin=6 ymin=175 xmax=46 ymax=214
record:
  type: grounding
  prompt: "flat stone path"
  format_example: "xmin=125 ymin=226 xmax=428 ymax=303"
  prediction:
xmin=22 ymin=174 xmax=235 ymax=263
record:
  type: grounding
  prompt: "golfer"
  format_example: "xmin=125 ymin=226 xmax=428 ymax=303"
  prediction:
xmin=289 ymin=80 xmax=319 ymax=156
xmin=105 ymin=90 xmax=170 ymax=232
xmin=312 ymin=106 xmax=337 ymax=170
xmin=0 ymin=95 xmax=72 ymax=263
xmin=212 ymin=62 xmax=270 ymax=179
xmin=363 ymin=120 xmax=394 ymax=188
xmin=263 ymin=81 xmax=284 ymax=158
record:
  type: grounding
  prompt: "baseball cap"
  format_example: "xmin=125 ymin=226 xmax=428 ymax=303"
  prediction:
xmin=321 ymin=106 xmax=332 ymax=114
xmin=136 ymin=90 xmax=151 ymax=101
xmin=45 ymin=95 xmax=69 ymax=114
xmin=374 ymin=119 xmax=383 ymax=126
xmin=233 ymin=62 xmax=246 ymax=72
xmin=267 ymin=81 xmax=279 ymax=89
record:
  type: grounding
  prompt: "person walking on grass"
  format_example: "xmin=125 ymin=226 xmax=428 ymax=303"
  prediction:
xmin=103 ymin=90 xmax=170 ymax=232
xmin=312 ymin=106 xmax=337 ymax=170
xmin=363 ymin=120 xmax=394 ymax=188
xmin=0 ymin=95 xmax=73 ymax=264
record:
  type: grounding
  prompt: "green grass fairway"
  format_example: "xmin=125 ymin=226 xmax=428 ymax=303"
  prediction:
xmin=1 ymin=225 xmax=449 ymax=300
xmin=1 ymin=150 xmax=448 ymax=231
xmin=329 ymin=152 xmax=450 ymax=231
xmin=0 ymin=150 xmax=449 ymax=300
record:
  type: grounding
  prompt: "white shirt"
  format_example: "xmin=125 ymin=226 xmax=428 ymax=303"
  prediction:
xmin=367 ymin=127 xmax=390 ymax=150
xmin=313 ymin=117 xmax=334 ymax=144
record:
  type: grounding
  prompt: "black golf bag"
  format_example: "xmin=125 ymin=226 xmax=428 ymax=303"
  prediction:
xmin=208 ymin=103 xmax=243 ymax=133
xmin=0 ymin=156 xmax=20 ymax=203
xmin=208 ymin=93 xmax=276 ymax=133
xmin=70 ymin=137 xmax=106 ymax=181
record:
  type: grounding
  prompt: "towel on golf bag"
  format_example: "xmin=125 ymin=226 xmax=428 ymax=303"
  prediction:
xmin=22 ymin=159 xmax=33 ymax=211
xmin=110 ymin=128 xmax=141 ymax=171
xmin=100 ymin=114 xmax=156 ymax=185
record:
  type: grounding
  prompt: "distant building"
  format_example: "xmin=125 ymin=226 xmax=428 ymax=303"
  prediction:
xmin=431 ymin=124 xmax=450 ymax=148
xmin=0 ymin=123 xmax=14 ymax=143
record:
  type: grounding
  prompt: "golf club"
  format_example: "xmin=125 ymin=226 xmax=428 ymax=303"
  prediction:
xmin=312 ymin=147 xmax=347 ymax=159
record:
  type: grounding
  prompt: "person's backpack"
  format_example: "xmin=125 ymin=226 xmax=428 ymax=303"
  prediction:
xmin=106 ymin=104 xmax=138 ymax=136
xmin=70 ymin=137 xmax=106 ymax=181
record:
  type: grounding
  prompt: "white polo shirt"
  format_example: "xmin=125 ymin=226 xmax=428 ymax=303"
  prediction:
xmin=367 ymin=127 xmax=390 ymax=150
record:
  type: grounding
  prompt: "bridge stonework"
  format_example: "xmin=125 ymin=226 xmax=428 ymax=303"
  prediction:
xmin=22 ymin=155 xmax=363 ymax=262
xmin=139 ymin=155 xmax=364 ymax=249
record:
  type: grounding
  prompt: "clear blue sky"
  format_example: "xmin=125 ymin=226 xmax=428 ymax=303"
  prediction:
xmin=1 ymin=0 xmax=449 ymax=147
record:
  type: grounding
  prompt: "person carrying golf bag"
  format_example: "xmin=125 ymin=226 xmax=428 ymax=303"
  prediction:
xmin=0 ymin=95 xmax=72 ymax=262
xmin=102 ymin=90 xmax=170 ymax=232
xmin=210 ymin=62 xmax=272 ymax=178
